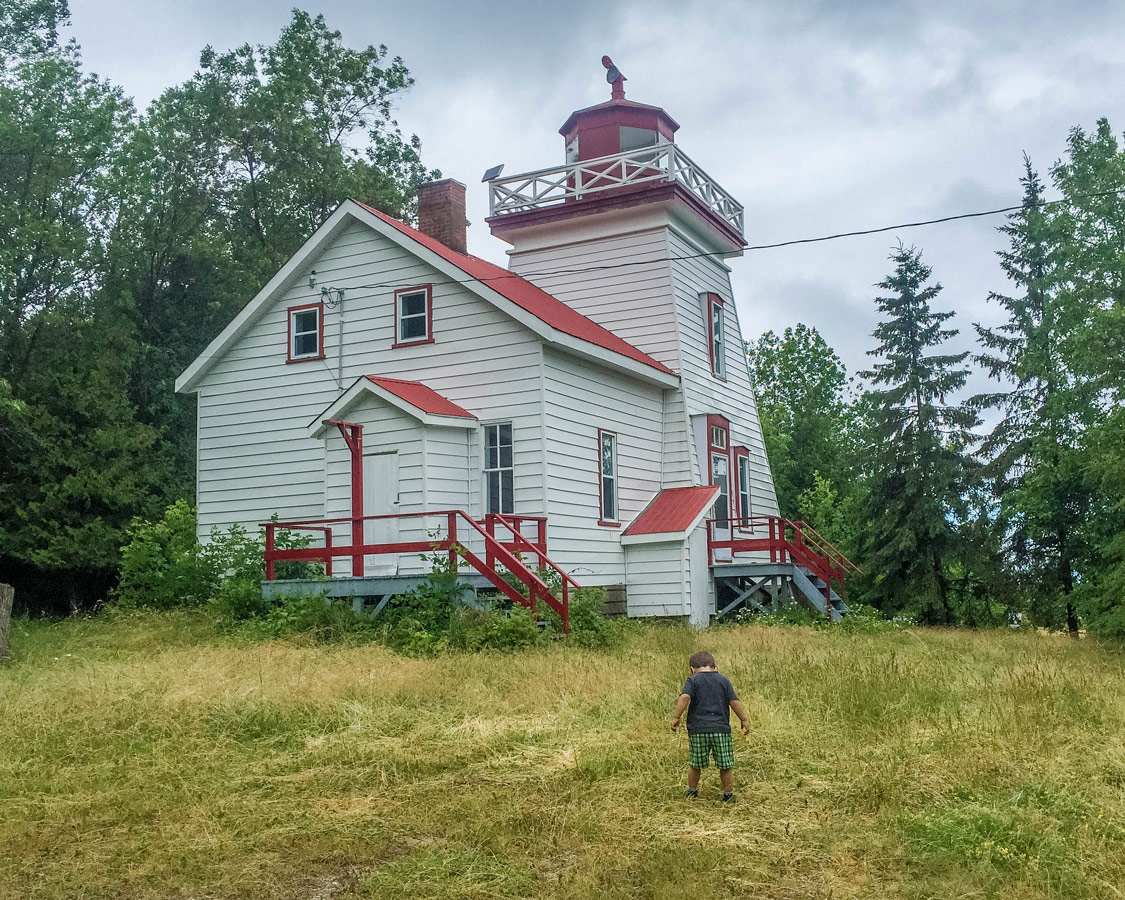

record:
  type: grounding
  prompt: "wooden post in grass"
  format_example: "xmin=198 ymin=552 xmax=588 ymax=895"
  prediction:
xmin=0 ymin=582 xmax=13 ymax=665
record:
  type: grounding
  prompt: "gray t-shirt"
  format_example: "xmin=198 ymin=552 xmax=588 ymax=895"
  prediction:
xmin=682 ymin=671 xmax=738 ymax=735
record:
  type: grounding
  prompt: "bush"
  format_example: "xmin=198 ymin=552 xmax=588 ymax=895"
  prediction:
xmin=114 ymin=500 xmax=218 ymax=609
xmin=239 ymin=592 xmax=374 ymax=643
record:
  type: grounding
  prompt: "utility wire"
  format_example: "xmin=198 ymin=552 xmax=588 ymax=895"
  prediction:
xmin=340 ymin=184 xmax=1125 ymax=292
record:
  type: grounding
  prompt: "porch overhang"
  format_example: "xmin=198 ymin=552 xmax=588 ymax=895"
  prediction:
xmin=620 ymin=485 xmax=719 ymax=546
xmin=308 ymin=375 xmax=478 ymax=437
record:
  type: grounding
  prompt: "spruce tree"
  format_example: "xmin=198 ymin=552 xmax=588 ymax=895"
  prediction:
xmin=973 ymin=156 xmax=1093 ymax=634
xmin=859 ymin=244 xmax=976 ymax=623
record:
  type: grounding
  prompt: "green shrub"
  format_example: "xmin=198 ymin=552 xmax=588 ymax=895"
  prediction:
xmin=239 ymin=592 xmax=373 ymax=643
xmin=539 ymin=586 xmax=627 ymax=649
xmin=114 ymin=500 xmax=218 ymax=609
xmin=460 ymin=604 xmax=541 ymax=652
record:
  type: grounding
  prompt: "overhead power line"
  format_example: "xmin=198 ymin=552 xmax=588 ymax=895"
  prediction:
xmin=341 ymin=184 xmax=1125 ymax=292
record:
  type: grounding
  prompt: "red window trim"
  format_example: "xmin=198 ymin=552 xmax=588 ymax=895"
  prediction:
xmin=706 ymin=413 xmax=731 ymax=453
xmin=733 ymin=445 xmax=752 ymax=530
xmin=705 ymin=291 xmax=727 ymax=380
xmin=391 ymin=284 xmax=435 ymax=348
xmin=286 ymin=301 xmax=325 ymax=364
xmin=597 ymin=428 xmax=620 ymax=527
xmin=707 ymin=414 xmax=732 ymax=527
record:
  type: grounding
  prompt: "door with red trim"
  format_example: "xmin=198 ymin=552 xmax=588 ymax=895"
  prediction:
xmin=363 ymin=451 xmax=399 ymax=576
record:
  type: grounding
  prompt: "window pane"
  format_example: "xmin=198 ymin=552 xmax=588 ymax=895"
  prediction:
xmin=400 ymin=315 xmax=427 ymax=340
xmin=487 ymin=471 xmax=501 ymax=514
xmin=499 ymin=423 xmax=512 ymax=445
xmin=501 ymin=469 xmax=514 ymax=514
xmin=499 ymin=425 xmax=512 ymax=468
xmin=294 ymin=310 xmax=318 ymax=334
xmin=294 ymin=331 xmax=318 ymax=357
xmin=603 ymin=476 xmax=616 ymax=520
xmin=601 ymin=434 xmax=615 ymax=477
xmin=401 ymin=292 xmax=427 ymax=316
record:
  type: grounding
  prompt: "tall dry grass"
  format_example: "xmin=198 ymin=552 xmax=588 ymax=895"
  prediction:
xmin=2 ymin=610 xmax=1124 ymax=899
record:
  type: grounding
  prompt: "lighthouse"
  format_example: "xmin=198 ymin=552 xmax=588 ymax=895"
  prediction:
xmin=486 ymin=59 xmax=769 ymax=534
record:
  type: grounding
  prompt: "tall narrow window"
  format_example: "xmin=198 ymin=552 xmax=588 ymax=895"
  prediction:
xmin=735 ymin=447 xmax=752 ymax=527
xmin=287 ymin=302 xmax=323 ymax=362
xmin=393 ymin=285 xmax=433 ymax=347
xmin=707 ymin=414 xmax=731 ymax=525
xmin=599 ymin=430 xmax=618 ymax=525
xmin=704 ymin=292 xmax=726 ymax=379
xmin=711 ymin=453 xmax=730 ymax=523
xmin=483 ymin=423 xmax=513 ymax=514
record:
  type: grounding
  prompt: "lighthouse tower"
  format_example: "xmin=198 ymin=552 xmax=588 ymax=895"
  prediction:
xmin=486 ymin=60 xmax=779 ymax=547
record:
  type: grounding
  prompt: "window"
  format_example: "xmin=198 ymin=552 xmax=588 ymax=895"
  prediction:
xmin=704 ymin=292 xmax=726 ymax=379
xmin=706 ymin=414 xmax=731 ymax=525
xmin=598 ymin=430 xmax=618 ymax=525
xmin=483 ymin=423 xmax=513 ymax=515
xmin=393 ymin=285 xmax=433 ymax=347
xmin=735 ymin=447 xmax=752 ymax=527
xmin=287 ymin=302 xmax=323 ymax=362
xmin=711 ymin=453 xmax=730 ymax=523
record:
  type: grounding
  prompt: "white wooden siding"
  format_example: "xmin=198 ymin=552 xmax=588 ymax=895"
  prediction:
xmin=541 ymin=347 xmax=665 ymax=583
xmin=194 ymin=218 xmax=545 ymax=542
xmin=665 ymin=228 xmax=779 ymax=517
xmin=624 ymin=541 xmax=687 ymax=617
xmin=508 ymin=227 xmax=682 ymax=371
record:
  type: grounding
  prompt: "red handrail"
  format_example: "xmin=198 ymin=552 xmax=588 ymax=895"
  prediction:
xmin=707 ymin=515 xmax=861 ymax=619
xmin=261 ymin=510 xmax=571 ymax=633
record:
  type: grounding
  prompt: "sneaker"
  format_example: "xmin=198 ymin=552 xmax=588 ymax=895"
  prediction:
xmin=683 ymin=789 xmax=699 ymax=800
xmin=722 ymin=792 xmax=737 ymax=804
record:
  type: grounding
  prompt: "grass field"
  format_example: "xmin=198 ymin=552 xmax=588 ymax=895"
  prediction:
xmin=2 ymin=611 xmax=1124 ymax=899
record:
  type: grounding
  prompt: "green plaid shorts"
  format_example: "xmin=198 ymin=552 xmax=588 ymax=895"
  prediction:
xmin=688 ymin=732 xmax=735 ymax=770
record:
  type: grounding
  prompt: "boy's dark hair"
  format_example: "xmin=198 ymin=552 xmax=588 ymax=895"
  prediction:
xmin=689 ymin=651 xmax=716 ymax=669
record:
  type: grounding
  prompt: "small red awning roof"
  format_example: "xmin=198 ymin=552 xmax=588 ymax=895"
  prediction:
xmin=622 ymin=486 xmax=720 ymax=540
xmin=365 ymin=376 xmax=474 ymax=419
xmin=353 ymin=200 xmax=674 ymax=377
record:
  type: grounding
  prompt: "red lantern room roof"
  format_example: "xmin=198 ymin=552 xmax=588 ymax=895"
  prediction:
xmin=559 ymin=98 xmax=679 ymax=163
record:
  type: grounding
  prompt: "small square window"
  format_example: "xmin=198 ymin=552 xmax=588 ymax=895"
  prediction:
xmin=710 ymin=425 xmax=727 ymax=450
xmin=288 ymin=304 xmax=322 ymax=362
xmin=394 ymin=286 xmax=432 ymax=346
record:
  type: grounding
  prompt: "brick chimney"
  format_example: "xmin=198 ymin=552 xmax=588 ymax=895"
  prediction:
xmin=417 ymin=179 xmax=468 ymax=255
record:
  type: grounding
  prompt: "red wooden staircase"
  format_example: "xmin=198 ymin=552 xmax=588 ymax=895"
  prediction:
xmin=263 ymin=511 xmax=573 ymax=632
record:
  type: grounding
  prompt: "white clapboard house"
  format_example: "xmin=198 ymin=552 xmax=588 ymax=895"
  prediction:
xmin=176 ymin=74 xmax=856 ymax=628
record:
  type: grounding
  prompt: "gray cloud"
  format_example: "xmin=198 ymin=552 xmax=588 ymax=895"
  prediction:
xmin=67 ymin=0 xmax=1125 ymax=409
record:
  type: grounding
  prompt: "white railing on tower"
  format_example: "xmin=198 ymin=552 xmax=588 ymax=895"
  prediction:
xmin=487 ymin=144 xmax=744 ymax=235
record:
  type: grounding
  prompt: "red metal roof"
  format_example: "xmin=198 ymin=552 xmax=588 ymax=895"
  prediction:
xmin=623 ymin=486 xmax=720 ymax=536
xmin=365 ymin=376 xmax=475 ymax=419
xmin=353 ymin=200 xmax=674 ymax=376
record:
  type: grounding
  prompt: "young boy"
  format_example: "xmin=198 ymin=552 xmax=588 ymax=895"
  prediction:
xmin=670 ymin=650 xmax=749 ymax=802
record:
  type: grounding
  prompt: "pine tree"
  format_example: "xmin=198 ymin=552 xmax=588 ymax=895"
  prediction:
xmin=973 ymin=156 xmax=1094 ymax=634
xmin=859 ymin=244 xmax=977 ymax=622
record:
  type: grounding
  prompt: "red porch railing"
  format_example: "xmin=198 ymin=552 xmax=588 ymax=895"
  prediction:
xmin=262 ymin=510 xmax=570 ymax=633
xmin=707 ymin=515 xmax=862 ymax=615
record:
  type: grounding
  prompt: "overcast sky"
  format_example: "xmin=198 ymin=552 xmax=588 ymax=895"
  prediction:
xmin=68 ymin=0 xmax=1125 ymax=398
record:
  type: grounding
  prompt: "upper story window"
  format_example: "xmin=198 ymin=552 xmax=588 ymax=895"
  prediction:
xmin=483 ymin=422 xmax=514 ymax=515
xmin=393 ymin=284 xmax=433 ymax=347
xmin=287 ymin=302 xmax=323 ymax=363
xmin=599 ymin=429 xmax=618 ymax=525
xmin=704 ymin=292 xmax=726 ymax=379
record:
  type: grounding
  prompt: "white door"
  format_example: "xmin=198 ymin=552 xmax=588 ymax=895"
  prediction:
xmin=363 ymin=451 xmax=399 ymax=576
xmin=711 ymin=453 xmax=732 ymax=563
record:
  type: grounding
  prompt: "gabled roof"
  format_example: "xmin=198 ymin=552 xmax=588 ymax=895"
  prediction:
xmin=366 ymin=376 xmax=474 ymax=419
xmin=176 ymin=200 xmax=678 ymax=394
xmin=308 ymin=375 xmax=477 ymax=437
xmin=353 ymin=201 xmax=674 ymax=377
xmin=620 ymin=485 xmax=720 ymax=545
